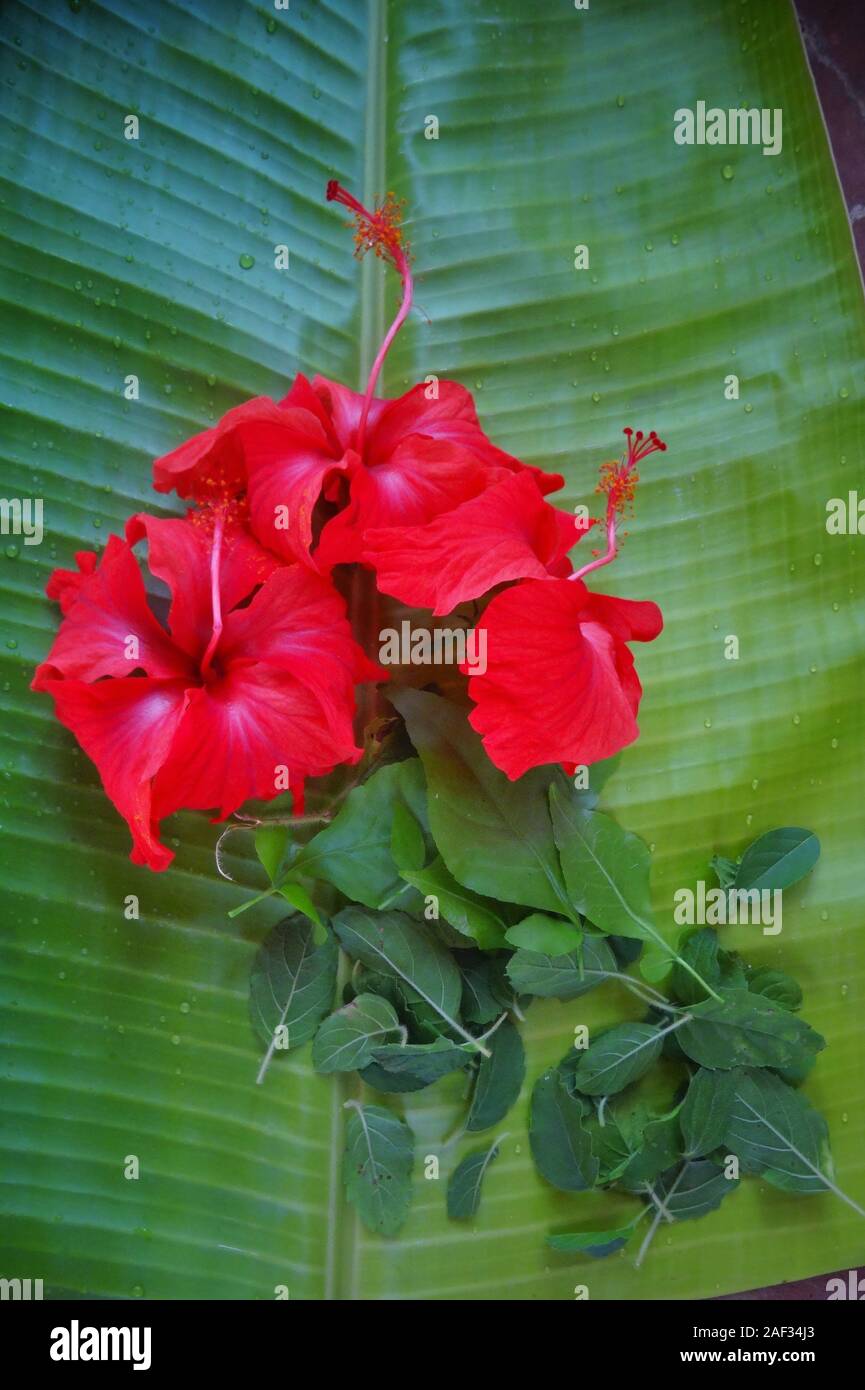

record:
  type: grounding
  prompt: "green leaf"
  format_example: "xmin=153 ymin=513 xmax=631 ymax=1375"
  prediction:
xmin=401 ymin=855 xmax=507 ymax=950
xmin=8 ymin=0 xmax=865 ymax=1302
xmin=670 ymin=929 xmax=746 ymax=1006
xmin=547 ymin=1220 xmax=641 ymax=1258
xmin=393 ymin=690 xmax=572 ymax=917
xmin=680 ymin=1069 xmax=737 ymax=1159
xmin=460 ymin=954 xmax=513 ymax=1025
xmin=568 ymin=1023 xmax=666 ymax=1097
xmin=390 ymin=798 xmax=427 ymax=874
xmin=505 ymin=935 xmax=619 ymax=1000
xmin=529 ymin=1071 xmax=599 ymax=1192
xmin=332 ymin=907 xmax=482 ymax=1053
xmin=656 ymin=1161 xmax=739 ymax=1222
xmin=343 ymin=1103 xmax=414 ymax=1237
xmin=312 ymin=994 xmax=403 ymax=1074
xmin=710 ymin=855 xmax=739 ymax=890
xmin=677 ymin=994 xmax=825 ymax=1071
xmin=748 ymin=967 xmax=804 ymax=1012
xmin=248 ymin=917 xmax=338 ymax=1076
xmin=723 ymin=1070 xmax=848 ymax=1201
xmin=617 ymin=1112 xmax=683 ymax=1191
xmin=292 ymin=760 xmax=428 ymax=910
xmin=275 ymin=879 xmax=325 ymax=931
xmin=447 ymin=1138 xmax=503 ymax=1221
xmin=254 ymin=825 xmax=290 ymax=883
xmin=466 ymin=1019 xmax=525 ymax=1132
xmin=369 ymin=1037 xmax=471 ymax=1085
xmin=505 ymin=913 xmax=582 ymax=955
xmin=735 ymin=828 xmax=820 ymax=893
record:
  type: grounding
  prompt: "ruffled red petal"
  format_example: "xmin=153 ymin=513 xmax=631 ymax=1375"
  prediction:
xmin=462 ymin=578 xmax=662 ymax=779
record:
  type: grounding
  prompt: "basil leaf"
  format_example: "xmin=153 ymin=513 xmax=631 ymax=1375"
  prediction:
xmin=735 ymin=827 xmax=820 ymax=893
xmin=670 ymin=927 xmax=746 ymax=1006
xmin=505 ymin=913 xmax=582 ymax=955
xmin=358 ymin=1061 xmax=432 ymax=1095
xmin=369 ymin=1037 xmax=471 ymax=1085
xmin=680 ymin=1068 xmax=736 ymax=1158
xmin=466 ymin=1019 xmax=525 ymax=1132
xmin=393 ymin=689 xmax=572 ymax=916
xmin=460 ymin=953 xmax=513 ymax=1025
xmin=568 ymin=1022 xmax=664 ymax=1097
xmin=311 ymin=993 xmax=402 ymax=1074
xmin=723 ymin=1068 xmax=835 ymax=1195
xmin=292 ymin=759 xmax=428 ymax=910
xmin=447 ymin=1138 xmax=502 ymax=1221
xmin=505 ymin=935 xmax=619 ymax=1000
xmin=617 ymin=1112 xmax=682 ymax=1191
xmin=342 ymin=1102 xmax=414 ymax=1236
xmin=401 ymin=854 xmax=507 ymax=950
xmin=657 ymin=1159 xmax=739 ymax=1221
xmin=609 ymin=934 xmax=644 ymax=967
xmin=333 ymin=907 xmax=479 ymax=1052
xmin=248 ymin=916 xmax=337 ymax=1076
xmin=529 ymin=1070 xmax=599 ymax=1191
xmin=547 ymin=1220 xmax=640 ymax=1258
xmin=748 ymin=967 xmax=803 ymax=1012
xmin=677 ymin=994 xmax=825 ymax=1071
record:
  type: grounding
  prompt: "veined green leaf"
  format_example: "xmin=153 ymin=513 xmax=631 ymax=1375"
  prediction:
xmin=677 ymin=994 xmax=825 ymax=1071
xmin=656 ymin=1161 xmax=739 ymax=1222
xmin=547 ymin=1219 xmax=643 ymax=1258
xmin=735 ymin=828 xmax=820 ymax=894
xmin=568 ymin=1022 xmax=668 ymax=1097
xmin=680 ymin=1069 xmax=737 ymax=1159
xmin=748 ymin=967 xmax=804 ymax=1012
xmin=248 ymin=918 xmax=338 ymax=1082
xmin=670 ymin=929 xmax=746 ymax=1006
xmin=529 ymin=1071 xmax=599 ymax=1192
xmin=724 ymin=1070 xmax=852 ymax=1203
xmin=447 ymin=1138 xmax=503 ymax=1221
xmin=343 ymin=1103 xmax=414 ymax=1236
xmin=460 ymin=954 xmax=513 ymax=1025
xmin=466 ymin=1019 xmax=525 ymax=1132
xmin=393 ymin=690 xmax=572 ymax=917
xmin=506 ymin=935 xmax=619 ymax=1000
xmin=505 ymin=913 xmax=582 ymax=956
xmin=401 ymin=854 xmax=507 ymax=950
xmin=312 ymin=994 xmax=403 ymax=1074
xmin=369 ymin=1037 xmax=471 ymax=1085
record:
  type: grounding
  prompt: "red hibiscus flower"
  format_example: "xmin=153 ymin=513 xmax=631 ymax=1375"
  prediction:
xmin=363 ymin=470 xmax=594 ymax=616
xmin=460 ymin=430 xmax=665 ymax=778
xmin=152 ymin=184 xmax=562 ymax=571
xmin=32 ymin=505 xmax=381 ymax=871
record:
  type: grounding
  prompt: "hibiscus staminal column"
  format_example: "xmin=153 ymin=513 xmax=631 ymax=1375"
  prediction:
xmin=571 ymin=428 xmax=667 ymax=584
xmin=198 ymin=506 xmax=225 ymax=680
xmin=326 ymin=181 xmax=413 ymax=452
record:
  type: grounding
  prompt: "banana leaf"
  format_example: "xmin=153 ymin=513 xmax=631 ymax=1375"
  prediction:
xmin=1 ymin=0 xmax=863 ymax=1300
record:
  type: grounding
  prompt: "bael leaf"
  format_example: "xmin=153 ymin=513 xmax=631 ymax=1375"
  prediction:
xmin=401 ymin=855 xmax=507 ymax=950
xmin=505 ymin=913 xmax=582 ymax=955
xmin=748 ymin=967 xmax=803 ymax=1012
xmin=466 ymin=1019 xmax=525 ymax=1132
xmin=460 ymin=954 xmax=514 ymax=1025
xmin=723 ymin=1069 xmax=848 ymax=1201
xmin=292 ymin=760 xmax=428 ymax=910
xmin=680 ymin=1068 xmax=737 ymax=1159
xmin=393 ymin=690 xmax=572 ymax=917
xmin=369 ymin=1037 xmax=472 ymax=1085
xmin=735 ymin=828 xmax=820 ymax=894
xmin=506 ymin=935 xmax=619 ymax=1000
xmin=333 ymin=906 xmax=482 ymax=1053
xmin=248 ymin=917 xmax=338 ymax=1079
xmin=447 ymin=1138 xmax=503 ymax=1221
xmin=343 ymin=1102 xmax=414 ymax=1236
xmin=670 ymin=928 xmax=746 ymax=1007
xmin=312 ymin=994 xmax=403 ymax=1074
xmin=677 ymin=994 xmax=825 ymax=1071
xmin=568 ymin=1022 xmax=666 ymax=1097
xmin=547 ymin=1220 xmax=641 ymax=1258
xmin=656 ymin=1160 xmax=739 ymax=1222
xmin=617 ymin=1112 xmax=683 ymax=1191
xmin=530 ymin=1071 xmax=599 ymax=1192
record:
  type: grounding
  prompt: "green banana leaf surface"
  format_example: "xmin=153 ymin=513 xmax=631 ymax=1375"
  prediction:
xmin=1 ymin=0 xmax=863 ymax=1299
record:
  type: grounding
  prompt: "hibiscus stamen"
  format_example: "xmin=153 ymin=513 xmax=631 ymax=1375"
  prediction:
xmin=326 ymin=180 xmax=414 ymax=452
xmin=570 ymin=428 xmax=666 ymax=584
xmin=199 ymin=508 xmax=225 ymax=679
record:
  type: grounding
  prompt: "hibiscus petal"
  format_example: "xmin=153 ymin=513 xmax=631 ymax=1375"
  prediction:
xmin=219 ymin=564 xmax=383 ymax=708
xmin=36 ymin=537 xmax=193 ymax=683
xmin=126 ymin=511 xmax=280 ymax=661
xmin=364 ymin=472 xmax=592 ymax=615
xmin=244 ymin=414 xmax=348 ymax=566
xmin=316 ymin=434 xmax=490 ymax=568
xmin=33 ymin=675 xmax=189 ymax=871
xmin=153 ymin=663 xmax=362 ymax=821
xmin=152 ymin=396 xmax=287 ymax=500
xmin=462 ymin=578 xmax=662 ymax=779
xmin=310 ymin=376 xmax=389 ymax=451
